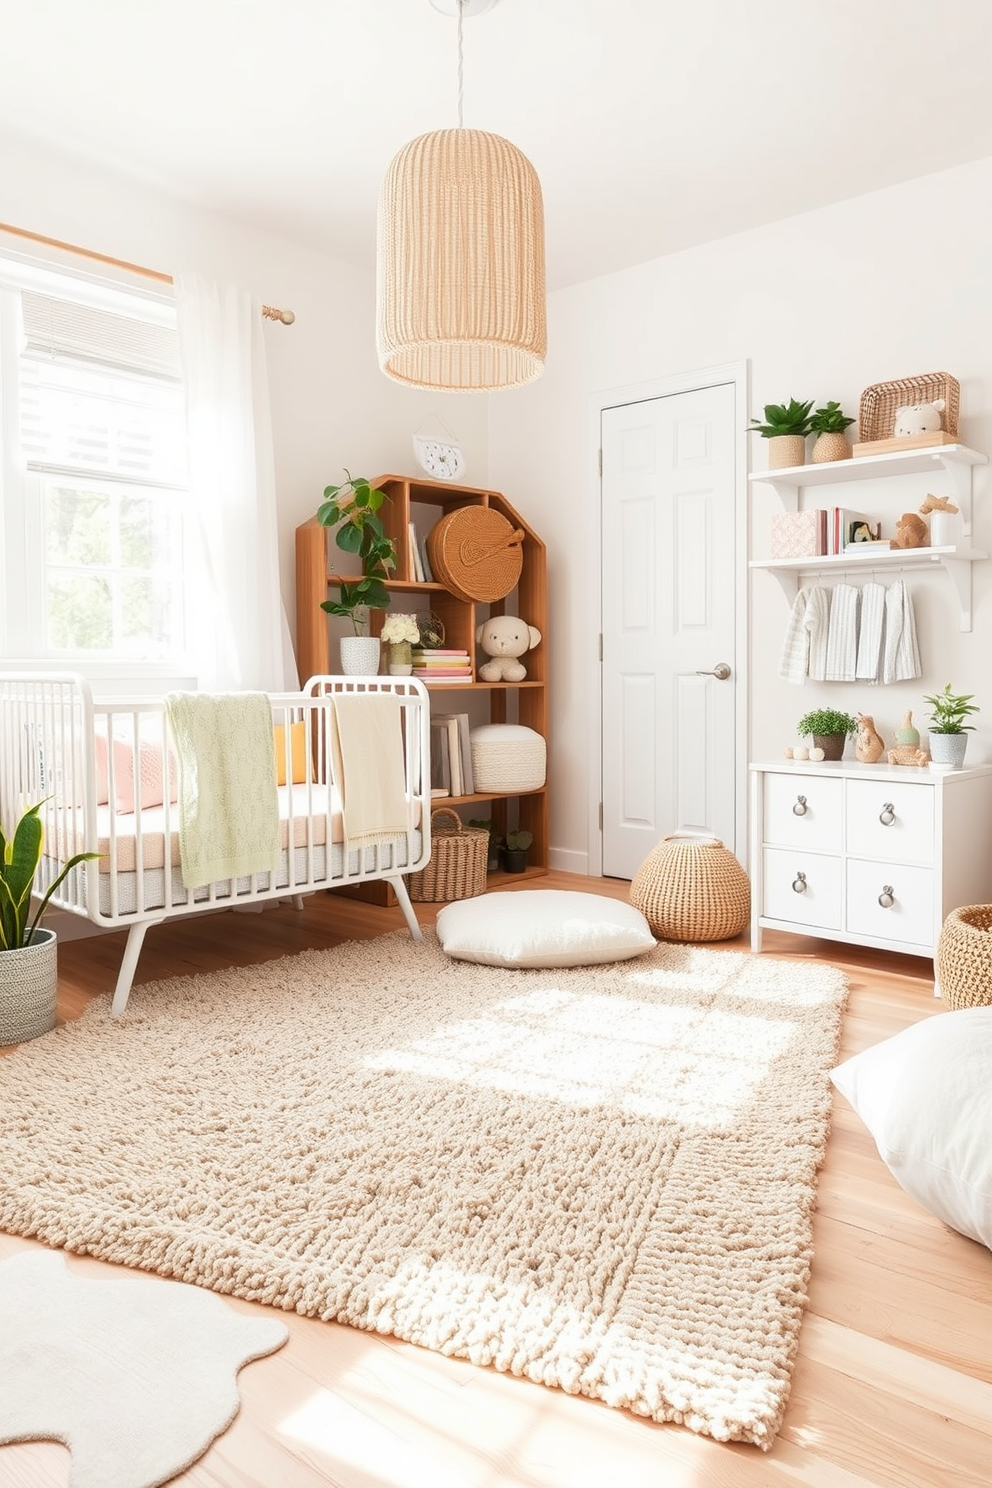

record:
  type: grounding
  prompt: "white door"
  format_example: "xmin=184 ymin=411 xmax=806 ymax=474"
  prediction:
xmin=601 ymin=381 xmax=739 ymax=879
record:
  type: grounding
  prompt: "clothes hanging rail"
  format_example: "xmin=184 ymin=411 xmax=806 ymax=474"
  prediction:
xmin=0 ymin=220 xmax=295 ymax=323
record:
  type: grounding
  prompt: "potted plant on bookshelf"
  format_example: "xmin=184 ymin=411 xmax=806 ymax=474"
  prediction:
xmin=317 ymin=471 xmax=397 ymax=674
xmin=749 ymin=398 xmax=814 ymax=470
xmin=796 ymin=708 xmax=858 ymax=762
xmin=1 ymin=800 xmax=99 ymax=1044
xmin=923 ymin=683 xmax=979 ymax=770
xmin=809 ymin=401 xmax=856 ymax=464
xmin=500 ymin=828 xmax=534 ymax=874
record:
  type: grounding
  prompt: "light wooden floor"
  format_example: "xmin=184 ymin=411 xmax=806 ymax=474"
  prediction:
xmin=2 ymin=873 xmax=991 ymax=1488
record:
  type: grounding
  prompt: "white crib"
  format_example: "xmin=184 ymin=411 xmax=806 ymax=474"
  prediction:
xmin=0 ymin=673 xmax=431 ymax=1016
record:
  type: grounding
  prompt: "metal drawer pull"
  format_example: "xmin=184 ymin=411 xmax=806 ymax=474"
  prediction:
xmin=878 ymin=802 xmax=896 ymax=826
xmin=878 ymin=885 xmax=895 ymax=909
xmin=792 ymin=795 xmax=808 ymax=817
xmin=792 ymin=872 xmax=808 ymax=894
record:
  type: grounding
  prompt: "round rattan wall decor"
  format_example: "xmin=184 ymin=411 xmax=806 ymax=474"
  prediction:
xmin=427 ymin=506 xmax=524 ymax=602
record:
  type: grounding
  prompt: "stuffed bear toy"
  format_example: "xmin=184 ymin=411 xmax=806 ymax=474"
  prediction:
xmin=476 ymin=615 xmax=542 ymax=681
xmin=890 ymin=512 xmax=929 ymax=549
xmin=893 ymin=399 xmax=945 ymax=437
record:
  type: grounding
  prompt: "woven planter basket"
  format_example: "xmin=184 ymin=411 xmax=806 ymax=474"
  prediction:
xmin=407 ymin=808 xmax=489 ymax=903
xmin=0 ymin=928 xmax=58 ymax=1045
xmin=935 ymin=904 xmax=992 ymax=1010
xmin=630 ymin=835 xmax=750 ymax=943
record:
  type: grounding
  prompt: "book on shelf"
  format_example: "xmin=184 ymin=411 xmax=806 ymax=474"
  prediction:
xmin=842 ymin=539 xmax=892 ymax=552
xmin=420 ymin=533 xmax=434 ymax=582
xmin=408 ymin=522 xmax=425 ymax=582
xmin=431 ymin=712 xmax=475 ymax=795
xmin=830 ymin=509 xmax=879 ymax=555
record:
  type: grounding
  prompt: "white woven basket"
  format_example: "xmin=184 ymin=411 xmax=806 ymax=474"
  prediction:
xmin=469 ymin=724 xmax=546 ymax=792
xmin=0 ymin=928 xmax=58 ymax=1044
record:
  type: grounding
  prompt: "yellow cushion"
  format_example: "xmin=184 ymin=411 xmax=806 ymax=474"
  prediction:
xmin=273 ymin=721 xmax=308 ymax=785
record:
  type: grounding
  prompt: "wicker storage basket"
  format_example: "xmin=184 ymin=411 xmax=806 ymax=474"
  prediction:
xmin=630 ymin=834 xmax=750 ymax=943
xmin=857 ymin=371 xmax=960 ymax=446
xmin=0 ymin=929 xmax=58 ymax=1045
xmin=407 ymin=807 xmax=489 ymax=903
xmin=935 ymin=904 xmax=992 ymax=1010
xmin=426 ymin=506 xmax=524 ymax=602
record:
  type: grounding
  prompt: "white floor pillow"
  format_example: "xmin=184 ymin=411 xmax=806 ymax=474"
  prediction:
xmin=435 ymin=890 xmax=656 ymax=968
xmin=830 ymin=1007 xmax=992 ymax=1250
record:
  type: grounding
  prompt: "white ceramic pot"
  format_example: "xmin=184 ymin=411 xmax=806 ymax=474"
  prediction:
xmin=928 ymin=732 xmax=968 ymax=770
xmin=0 ymin=927 xmax=58 ymax=1044
xmin=339 ymin=635 xmax=382 ymax=676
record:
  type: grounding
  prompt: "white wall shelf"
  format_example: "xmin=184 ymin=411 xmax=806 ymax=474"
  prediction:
xmin=749 ymin=442 xmax=988 ymax=631
xmin=748 ymin=443 xmax=987 ymax=530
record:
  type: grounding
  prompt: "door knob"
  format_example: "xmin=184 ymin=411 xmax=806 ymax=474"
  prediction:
xmin=695 ymin=662 xmax=732 ymax=680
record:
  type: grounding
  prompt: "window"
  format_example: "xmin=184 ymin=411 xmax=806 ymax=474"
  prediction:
xmin=0 ymin=261 xmax=189 ymax=667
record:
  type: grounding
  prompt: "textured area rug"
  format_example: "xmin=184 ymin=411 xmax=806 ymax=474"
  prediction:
xmin=0 ymin=1249 xmax=287 ymax=1488
xmin=0 ymin=932 xmax=847 ymax=1449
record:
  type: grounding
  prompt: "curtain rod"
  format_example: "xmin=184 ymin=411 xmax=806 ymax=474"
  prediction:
xmin=0 ymin=220 xmax=296 ymax=324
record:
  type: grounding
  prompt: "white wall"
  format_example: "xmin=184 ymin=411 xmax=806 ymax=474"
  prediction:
xmin=0 ymin=129 xmax=491 ymax=668
xmin=489 ymin=155 xmax=992 ymax=873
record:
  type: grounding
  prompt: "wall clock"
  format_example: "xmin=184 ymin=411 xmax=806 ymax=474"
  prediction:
xmin=413 ymin=435 xmax=466 ymax=481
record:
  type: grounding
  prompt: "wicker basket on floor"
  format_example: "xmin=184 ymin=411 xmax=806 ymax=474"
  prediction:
xmin=630 ymin=834 xmax=750 ymax=943
xmin=935 ymin=904 xmax=992 ymax=1009
xmin=407 ymin=807 xmax=489 ymax=903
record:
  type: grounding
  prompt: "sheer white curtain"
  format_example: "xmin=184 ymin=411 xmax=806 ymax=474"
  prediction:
xmin=175 ymin=273 xmax=297 ymax=692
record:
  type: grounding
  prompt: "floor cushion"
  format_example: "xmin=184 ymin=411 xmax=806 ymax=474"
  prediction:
xmin=830 ymin=1007 xmax=992 ymax=1250
xmin=435 ymin=890 xmax=656 ymax=968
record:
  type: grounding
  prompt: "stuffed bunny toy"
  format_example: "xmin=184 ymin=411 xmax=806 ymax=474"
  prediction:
xmin=893 ymin=399 xmax=945 ymax=437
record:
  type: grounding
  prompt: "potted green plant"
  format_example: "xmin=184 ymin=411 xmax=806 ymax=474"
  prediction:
xmin=317 ymin=471 xmax=398 ymax=674
xmin=1 ymin=801 xmax=99 ymax=1044
xmin=796 ymin=708 xmax=858 ymax=762
xmin=500 ymin=828 xmax=533 ymax=874
xmin=749 ymin=398 xmax=814 ymax=471
xmin=923 ymin=683 xmax=979 ymax=770
xmin=809 ymin=401 xmax=856 ymax=464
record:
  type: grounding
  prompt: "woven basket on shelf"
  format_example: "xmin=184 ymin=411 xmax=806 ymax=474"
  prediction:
xmin=857 ymin=371 xmax=960 ymax=444
xmin=407 ymin=807 xmax=490 ymax=903
xmin=629 ymin=834 xmax=750 ymax=943
xmin=426 ymin=506 xmax=524 ymax=602
xmin=935 ymin=904 xmax=992 ymax=1010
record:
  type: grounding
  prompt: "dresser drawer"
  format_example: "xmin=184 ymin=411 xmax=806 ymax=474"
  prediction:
xmin=762 ymin=773 xmax=844 ymax=852
xmin=845 ymin=779 xmax=934 ymax=866
xmin=845 ymin=859 xmax=934 ymax=949
xmin=762 ymin=847 xmax=843 ymax=930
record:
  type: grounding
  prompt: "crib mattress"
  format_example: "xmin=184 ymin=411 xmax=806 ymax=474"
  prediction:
xmin=47 ymin=830 xmax=423 ymax=918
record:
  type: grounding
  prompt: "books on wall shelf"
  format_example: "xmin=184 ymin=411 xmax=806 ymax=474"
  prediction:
xmin=429 ymin=712 xmax=475 ymax=798
xmin=769 ymin=508 xmax=881 ymax=559
xmin=412 ymin=647 xmax=473 ymax=683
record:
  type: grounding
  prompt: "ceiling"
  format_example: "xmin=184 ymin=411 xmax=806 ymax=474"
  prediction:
xmin=3 ymin=1 xmax=992 ymax=291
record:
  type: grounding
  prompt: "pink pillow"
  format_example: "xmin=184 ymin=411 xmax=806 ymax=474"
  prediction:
xmin=93 ymin=729 xmax=111 ymax=806
xmin=110 ymin=737 xmax=179 ymax=815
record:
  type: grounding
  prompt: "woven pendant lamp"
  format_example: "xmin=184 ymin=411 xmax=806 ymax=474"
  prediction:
xmin=376 ymin=1 xmax=546 ymax=393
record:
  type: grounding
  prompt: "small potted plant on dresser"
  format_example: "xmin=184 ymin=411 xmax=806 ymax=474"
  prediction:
xmin=796 ymin=708 xmax=859 ymax=762
xmin=317 ymin=471 xmax=397 ymax=674
xmin=809 ymin=401 xmax=856 ymax=463
xmin=923 ymin=683 xmax=979 ymax=770
xmin=749 ymin=398 xmax=814 ymax=470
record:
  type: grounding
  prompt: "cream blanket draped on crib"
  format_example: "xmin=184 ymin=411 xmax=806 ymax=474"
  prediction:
xmin=165 ymin=692 xmax=281 ymax=888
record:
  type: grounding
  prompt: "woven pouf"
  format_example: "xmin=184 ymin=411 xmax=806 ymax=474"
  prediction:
xmin=935 ymin=905 xmax=992 ymax=1009
xmin=630 ymin=834 xmax=750 ymax=942
xmin=469 ymin=724 xmax=546 ymax=792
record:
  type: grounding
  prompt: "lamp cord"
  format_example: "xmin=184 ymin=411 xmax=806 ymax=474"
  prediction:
xmin=457 ymin=0 xmax=464 ymax=127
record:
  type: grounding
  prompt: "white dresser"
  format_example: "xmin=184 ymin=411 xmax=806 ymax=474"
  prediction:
xmin=749 ymin=760 xmax=992 ymax=960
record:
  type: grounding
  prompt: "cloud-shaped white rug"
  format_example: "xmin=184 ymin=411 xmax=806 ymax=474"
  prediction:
xmin=0 ymin=1250 xmax=288 ymax=1488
